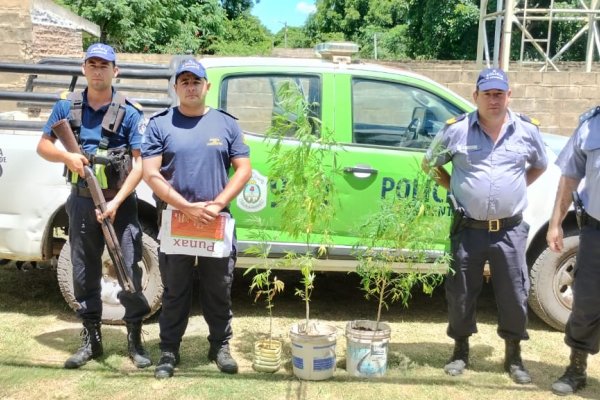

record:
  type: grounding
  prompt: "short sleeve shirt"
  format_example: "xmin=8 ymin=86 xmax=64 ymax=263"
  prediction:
xmin=425 ymin=109 xmax=548 ymax=220
xmin=555 ymin=109 xmax=600 ymax=220
xmin=141 ymin=107 xmax=250 ymax=202
xmin=42 ymin=89 xmax=143 ymax=153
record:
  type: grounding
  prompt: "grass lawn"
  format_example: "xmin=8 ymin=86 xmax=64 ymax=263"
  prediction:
xmin=0 ymin=263 xmax=598 ymax=400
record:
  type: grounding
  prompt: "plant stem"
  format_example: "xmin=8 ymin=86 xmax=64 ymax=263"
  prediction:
xmin=376 ymin=276 xmax=386 ymax=330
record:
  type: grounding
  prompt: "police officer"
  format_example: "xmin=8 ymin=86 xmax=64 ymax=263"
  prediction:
xmin=142 ymin=59 xmax=251 ymax=379
xmin=37 ymin=43 xmax=151 ymax=369
xmin=547 ymin=107 xmax=600 ymax=396
xmin=422 ymin=68 xmax=548 ymax=384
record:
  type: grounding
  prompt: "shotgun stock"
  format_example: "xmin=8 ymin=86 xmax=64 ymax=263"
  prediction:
xmin=51 ymin=118 xmax=136 ymax=293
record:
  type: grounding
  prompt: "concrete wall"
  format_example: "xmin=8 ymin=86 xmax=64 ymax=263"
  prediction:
xmin=390 ymin=61 xmax=597 ymax=136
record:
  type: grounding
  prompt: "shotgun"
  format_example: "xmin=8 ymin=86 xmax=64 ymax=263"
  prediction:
xmin=51 ymin=118 xmax=136 ymax=293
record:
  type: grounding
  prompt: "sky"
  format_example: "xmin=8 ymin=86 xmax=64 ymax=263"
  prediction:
xmin=251 ymin=0 xmax=317 ymax=33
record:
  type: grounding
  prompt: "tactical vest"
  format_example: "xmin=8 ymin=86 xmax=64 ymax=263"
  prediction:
xmin=63 ymin=90 xmax=133 ymax=190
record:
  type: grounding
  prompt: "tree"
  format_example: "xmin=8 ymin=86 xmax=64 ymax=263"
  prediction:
xmin=58 ymin=0 xmax=226 ymax=54
xmin=406 ymin=0 xmax=479 ymax=60
xmin=220 ymin=0 xmax=260 ymax=19
xmin=212 ymin=13 xmax=272 ymax=55
xmin=273 ymin=26 xmax=312 ymax=48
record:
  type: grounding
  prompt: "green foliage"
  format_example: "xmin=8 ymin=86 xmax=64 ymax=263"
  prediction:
xmin=58 ymin=0 xmax=226 ymax=54
xmin=354 ymin=169 xmax=448 ymax=324
xmin=220 ymin=0 xmax=260 ymax=19
xmin=406 ymin=0 xmax=480 ymax=60
xmin=264 ymin=80 xmax=340 ymax=331
xmin=273 ymin=27 xmax=312 ymax=48
xmin=212 ymin=13 xmax=272 ymax=55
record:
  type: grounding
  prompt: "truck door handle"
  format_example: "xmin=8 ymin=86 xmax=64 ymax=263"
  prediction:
xmin=343 ymin=165 xmax=378 ymax=178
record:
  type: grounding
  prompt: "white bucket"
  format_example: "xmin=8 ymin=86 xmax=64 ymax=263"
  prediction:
xmin=345 ymin=320 xmax=391 ymax=378
xmin=289 ymin=322 xmax=337 ymax=380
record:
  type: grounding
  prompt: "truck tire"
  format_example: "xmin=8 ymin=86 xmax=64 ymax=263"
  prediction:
xmin=56 ymin=233 xmax=162 ymax=325
xmin=528 ymin=234 xmax=578 ymax=332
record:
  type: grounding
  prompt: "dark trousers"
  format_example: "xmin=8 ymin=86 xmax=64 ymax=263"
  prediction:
xmin=566 ymin=225 xmax=600 ymax=354
xmin=66 ymin=193 xmax=150 ymax=323
xmin=446 ymin=221 xmax=530 ymax=340
xmin=158 ymin=247 xmax=236 ymax=353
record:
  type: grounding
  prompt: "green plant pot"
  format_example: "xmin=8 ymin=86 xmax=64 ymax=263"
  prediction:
xmin=252 ymin=339 xmax=282 ymax=373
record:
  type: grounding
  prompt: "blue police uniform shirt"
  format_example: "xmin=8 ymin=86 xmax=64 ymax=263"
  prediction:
xmin=556 ymin=107 xmax=600 ymax=220
xmin=425 ymin=109 xmax=548 ymax=220
xmin=42 ymin=89 xmax=143 ymax=153
xmin=141 ymin=107 xmax=250 ymax=202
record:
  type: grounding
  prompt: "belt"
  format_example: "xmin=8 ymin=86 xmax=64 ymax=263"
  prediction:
xmin=584 ymin=214 xmax=600 ymax=230
xmin=71 ymin=186 xmax=118 ymax=200
xmin=462 ymin=213 xmax=523 ymax=232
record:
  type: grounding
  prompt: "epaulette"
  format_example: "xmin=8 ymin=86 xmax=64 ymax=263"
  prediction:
xmin=446 ymin=113 xmax=467 ymax=125
xmin=216 ymin=108 xmax=238 ymax=120
xmin=518 ymin=113 xmax=540 ymax=126
xmin=125 ymin=97 xmax=143 ymax=111
xmin=579 ymin=106 xmax=600 ymax=124
xmin=148 ymin=108 xmax=170 ymax=120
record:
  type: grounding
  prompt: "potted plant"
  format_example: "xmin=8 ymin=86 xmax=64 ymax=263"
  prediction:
xmin=244 ymin=232 xmax=285 ymax=373
xmin=265 ymin=80 xmax=339 ymax=380
xmin=347 ymin=170 xmax=449 ymax=378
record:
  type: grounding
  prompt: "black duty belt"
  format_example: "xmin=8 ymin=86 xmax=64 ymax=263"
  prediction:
xmin=462 ymin=213 xmax=523 ymax=232
xmin=584 ymin=213 xmax=600 ymax=230
xmin=71 ymin=186 xmax=118 ymax=200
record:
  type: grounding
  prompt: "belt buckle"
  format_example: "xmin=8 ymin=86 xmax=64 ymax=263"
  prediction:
xmin=488 ymin=219 xmax=500 ymax=232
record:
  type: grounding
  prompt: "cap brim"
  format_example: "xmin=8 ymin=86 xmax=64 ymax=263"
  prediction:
xmin=176 ymin=69 xmax=206 ymax=80
xmin=478 ymin=81 xmax=509 ymax=91
xmin=85 ymin=55 xmax=115 ymax=62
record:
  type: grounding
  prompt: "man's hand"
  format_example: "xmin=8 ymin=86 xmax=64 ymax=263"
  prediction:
xmin=182 ymin=202 xmax=218 ymax=225
xmin=95 ymin=199 xmax=119 ymax=224
xmin=546 ymin=224 xmax=564 ymax=253
xmin=65 ymin=152 xmax=89 ymax=178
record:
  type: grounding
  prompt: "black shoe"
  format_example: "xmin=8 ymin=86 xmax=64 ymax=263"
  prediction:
xmin=444 ymin=338 xmax=469 ymax=376
xmin=126 ymin=323 xmax=152 ymax=369
xmin=64 ymin=321 xmax=103 ymax=369
xmin=506 ymin=362 xmax=532 ymax=384
xmin=154 ymin=351 xmax=179 ymax=379
xmin=208 ymin=344 xmax=238 ymax=374
xmin=504 ymin=340 xmax=531 ymax=384
xmin=551 ymin=349 xmax=588 ymax=396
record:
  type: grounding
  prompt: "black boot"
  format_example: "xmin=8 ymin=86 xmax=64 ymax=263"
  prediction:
xmin=504 ymin=339 xmax=532 ymax=384
xmin=64 ymin=321 xmax=103 ymax=369
xmin=551 ymin=349 xmax=588 ymax=396
xmin=126 ymin=323 xmax=152 ymax=368
xmin=444 ymin=337 xmax=469 ymax=376
xmin=154 ymin=351 xmax=180 ymax=379
xmin=208 ymin=343 xmax=238 ymax=374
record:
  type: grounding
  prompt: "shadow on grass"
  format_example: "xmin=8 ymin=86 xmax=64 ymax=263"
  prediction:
xmin=19 ymin=329 xmax=600 ymax=400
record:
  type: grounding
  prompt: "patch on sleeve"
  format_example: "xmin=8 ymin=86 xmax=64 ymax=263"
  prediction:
xmin=579 ymin=106 xmax=600 ymax=124
xmin=59 ymin=90 xmax=70 ymax=100
xmin=518 ymin=113 xmax=540 ymax=126
xmin=446 ymin=113 xmax=467 ymax=125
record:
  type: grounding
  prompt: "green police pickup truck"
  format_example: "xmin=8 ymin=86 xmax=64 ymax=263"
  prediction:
xmin=0 ymin=44 xmax=574 ymax=330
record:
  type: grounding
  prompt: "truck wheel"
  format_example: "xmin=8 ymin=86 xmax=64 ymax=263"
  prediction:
xmin=56 ymin=233 xmax=162 ymax=325
xmin=528 ymin=234 xmax=578 ymax=331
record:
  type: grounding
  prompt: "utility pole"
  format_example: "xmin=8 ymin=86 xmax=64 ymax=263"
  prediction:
xmin=278 ymin=21 xmax=288 ymax=48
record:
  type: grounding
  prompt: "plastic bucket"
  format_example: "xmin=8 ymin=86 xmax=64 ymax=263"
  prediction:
xmin=289 ymin=322 xmax=337 ymax=380
xmin=345 ymin=320 xmax=391 ymax=378
xmin=253 ymin=339 xmax=282 ymax=373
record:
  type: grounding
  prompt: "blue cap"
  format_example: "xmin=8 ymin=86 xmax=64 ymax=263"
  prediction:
xmin=476 ymin=68 xmax=509 ymax=91
xmin=85 ymin=43 xmax=116 ymax=62
xmin=176 ymin=59 xmax=207 ymax=80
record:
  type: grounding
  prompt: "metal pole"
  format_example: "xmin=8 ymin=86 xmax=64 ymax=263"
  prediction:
xmin=494 ymin=0 xmax=504 ymax=67
xmin=501 ymin=0 xmax=515 ymax=71
xmin=585 ymin=0 xmax=599 ymax=72
xmin=476 ymin=0 xmax=489 ymax=66
xmin=374 ymin=33 xmax=378 ymax=60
